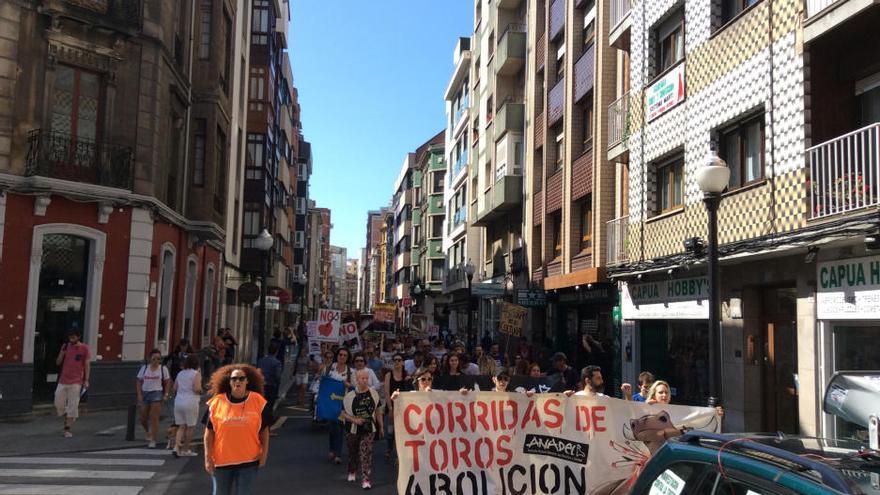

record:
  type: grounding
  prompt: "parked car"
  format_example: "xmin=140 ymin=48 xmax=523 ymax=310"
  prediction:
xmin=628 ymin=370 xmax=880 ymax=494
xmin=628 ymin=430 xmax=879 ymax=494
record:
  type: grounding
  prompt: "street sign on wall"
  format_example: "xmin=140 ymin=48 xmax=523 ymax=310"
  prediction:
xmin=516 ymin=289 xmax=547 ymax=307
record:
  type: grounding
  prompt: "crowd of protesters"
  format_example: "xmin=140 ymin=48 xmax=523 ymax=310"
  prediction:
xmin=39 ymin=318 xmax=716 ymax=495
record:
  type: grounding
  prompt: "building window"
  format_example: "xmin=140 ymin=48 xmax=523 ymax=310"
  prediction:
xmin=182 ymin=258 xmax=198 ymax=341
xmin=552 ymin=213 xmax=562 ymax=259
xmin=222 ymin=11 xmax=232 ymax=94
xmin=719 ymin=112 xmax=764 ymax=189
xmin=582 ymin=1 xmax=596 ymax=48
xmin=232 ymin=200 xmax=239 ymax=254
xmin=192 ymin=119 xmax=206 ymax=186
xmin=431 ymin=215 xmax=444 ymax=239
xmin=656 ymin=155 xmax=684 ymax=214
xmin=247 ymin=133 xmax=265 ymax=171
xmin=214 ymin=128 xmax=227 ymax=213
xmin=249 ymin=67 xmax=265 ymax=111
xmin=488 ymin=31 xmax=495 ymax=58
xmin=721 ymin=0 xmax=760 ymax=24
xmin=655 ymin=9 xmax=684 ymax=75
xmin=430 ymin=259 xmax=444 ymax=281
xmin=556 ymin=42 xmax=566 ymax=82
xmin=581 ymin=94 xmax=594 ymax=152
xmin=202 ymin=265 xmax=216 ymax=344
xmin=156 ymin=247 xmax=176 ymax=344
xmin=486 ymin=95 xmax=494 ymax=124
xmin=198 ymin=0 xmax=212 ymax=60
xmin=579 ymin=200 xmax=592 ymax=252
xmin=251 ymin=0 xmax=271 ymax=45
xmin=554 ymin=128 xmax=565 ymax=172
xmin=51 ymin=64 xmax=102 ymax=141
xmin=432 ymin=171 xmax=445 ymax=194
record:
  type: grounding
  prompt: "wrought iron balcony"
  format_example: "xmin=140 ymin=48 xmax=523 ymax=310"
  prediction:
xmin=26 ymin=129 xmax=134 ymax=190
xmin=808 ymin=123 xmax=880 ymax=219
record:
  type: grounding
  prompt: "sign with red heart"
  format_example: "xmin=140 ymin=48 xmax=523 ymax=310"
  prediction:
xmin=314 ymin=309 xmax=341 ymax=343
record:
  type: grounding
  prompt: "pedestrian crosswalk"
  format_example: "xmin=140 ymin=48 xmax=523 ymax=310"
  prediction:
xmin=0 ymin=448 xmax=178 ymax=495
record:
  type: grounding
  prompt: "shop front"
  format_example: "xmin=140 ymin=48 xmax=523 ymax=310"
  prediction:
xmin=621 ymin=276 xmax=712 ymax=406
xmin=816 ymin=254 xmax=880 ymax=442
xmin=549 ymin=284 xmax=617 ymax=387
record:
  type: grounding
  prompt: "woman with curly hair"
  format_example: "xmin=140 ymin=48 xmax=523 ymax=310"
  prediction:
xmin=204 ymin=364 xmax=272 ymax=495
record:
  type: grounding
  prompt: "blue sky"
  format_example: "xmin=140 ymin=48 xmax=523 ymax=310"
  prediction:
xmin=289 ymin=1 xmax=472 ymax=260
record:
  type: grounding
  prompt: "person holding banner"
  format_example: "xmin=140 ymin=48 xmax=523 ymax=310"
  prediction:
xmin=647 ymin=379 xmax=725 ymax=418
xmin=324 ymin=348 xmax=353 ymax=464
xmin=382 ymin=353 xmax=410 ymax=462
xmin=341 ymin=369 xmax=384 ymax=489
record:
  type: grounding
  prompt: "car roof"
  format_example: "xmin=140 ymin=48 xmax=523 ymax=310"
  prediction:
xmin=651 ymin=432 xmax=880 ymax=495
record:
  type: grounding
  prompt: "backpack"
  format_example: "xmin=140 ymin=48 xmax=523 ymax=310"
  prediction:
xmin=138 ymin=363 xmax=170 ymax=381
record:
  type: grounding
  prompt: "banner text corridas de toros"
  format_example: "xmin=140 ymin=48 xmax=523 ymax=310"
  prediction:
xmin=394 ymin=391 xmax=720 ymax=495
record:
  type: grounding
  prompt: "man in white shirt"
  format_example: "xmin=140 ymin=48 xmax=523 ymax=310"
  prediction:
xmin=404 ymin=351 xmax=424 ymax=375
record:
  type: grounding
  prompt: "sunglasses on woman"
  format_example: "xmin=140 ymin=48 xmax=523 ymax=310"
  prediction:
xmin=418 ymin=377 xmax=433 ymax=382
xmin=230 ymin=376 xmax=247 ymax=382
xmin=393 ymin=358 xmax=403 ymax=362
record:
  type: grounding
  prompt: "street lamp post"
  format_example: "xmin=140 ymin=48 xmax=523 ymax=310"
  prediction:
xmin=696 ymin=151 xmax=729 ymax=408
xmin=254 ymin=228 xmax=275 ymax=361
xmin=464 ymin=260 xmax=475 ymax=350
xmin=298 ymin=272 xmax=308 ymax=334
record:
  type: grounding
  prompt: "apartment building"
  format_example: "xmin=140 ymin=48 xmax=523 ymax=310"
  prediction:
xmin=470 ymin=0 xmax=530 ymax=346
xmin=306 ymin=203 xmax=324 ymax=319
xmin=0 ymin=0 xmax=248 ymax=413
xmin=442 ymin=37 xmax=484 ymax=345
xmin=316 ymin=207 xmax=332 ymax=307
xmin=524 ymin=0 xmax=618 ymax=377
xmin=391 ymin=154 xmax=417 ymax=317
xmin=220 ymin=0 xmax=254 ymax=356
xmin=328 ymin=245 xmax=347 ymax=309
xmin=412 ymin=131 xmax=447 ymax=333
xmin=604 ymin=0 xmax=879 ymax=439
xmin=292 ymin=137 xmax=313 ymax=323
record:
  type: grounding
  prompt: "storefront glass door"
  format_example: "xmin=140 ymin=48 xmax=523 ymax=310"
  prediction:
xmin=640 ymin=321 xmax=709 ymax=406
xmin=832 ymin=324 xmax=880 ymax=441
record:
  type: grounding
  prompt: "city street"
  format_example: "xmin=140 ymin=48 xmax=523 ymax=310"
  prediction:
xmin=0 ymin=406 xmax=397 ymax=495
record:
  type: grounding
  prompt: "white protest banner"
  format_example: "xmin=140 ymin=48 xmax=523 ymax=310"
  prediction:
xmin=315 ymin=309 xmax=341 ymax=343
xmin=339 ymin=321 xmax=362 ymax=351
xmin=394 ymin=391 xmax=719 ymax=495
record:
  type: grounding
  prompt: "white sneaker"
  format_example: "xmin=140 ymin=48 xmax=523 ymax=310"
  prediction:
xmin=183 ymin=451 xmax=199 ymax=457
xmin=347 ymin=473 xmax=356 ymax=482
xmin=362 ymin=480 xmax=372 ymax=490
xmin=148 ymin=441 xmax=156 ymax=449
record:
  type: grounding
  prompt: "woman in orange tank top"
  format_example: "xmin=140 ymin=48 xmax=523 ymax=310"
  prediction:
xmin=204 ymin=364 xmax=272 ymax=495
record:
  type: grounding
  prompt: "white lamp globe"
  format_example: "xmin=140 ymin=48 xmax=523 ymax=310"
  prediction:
xmin=696 ymin=151 xmax=730 ymax=194
xmin=255 ymin=229 xmax=274 ymax=251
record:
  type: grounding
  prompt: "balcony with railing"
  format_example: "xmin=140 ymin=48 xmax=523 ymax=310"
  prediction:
xmin=453 ymin=95 xmax=469 ymax=127
xmin=808 ymin=123 xmax=880 ymax=220
xmin=606 ymin=216 xmax=629 ymax=265
xmin=26 ymin=129 xmax=134 ymax=190
xmin=473 ymin=175 xmax=523 ymax=226
xmin=548 ymin=77 xmax=565 ymax=127
xmin=608 ymin=92 xmax=631 ymax=161
xmin=496 ymin=24 xmax=527 ymax=77
xmin=495 ymin=99 xmax=525 ymax=137
xmin=450 ymin=150 xmax=469 ymax=185
xmin=453 ymin=206 xmax=467 ymax=228
xmin=609 ymin=0 xmax=632 ymax=49
xmin=803 ymin=0 xmax=877 ymax=42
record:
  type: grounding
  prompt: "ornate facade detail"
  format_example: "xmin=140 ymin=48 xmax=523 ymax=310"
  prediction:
xmin=33 ymin=195 xmax=51 ymax=216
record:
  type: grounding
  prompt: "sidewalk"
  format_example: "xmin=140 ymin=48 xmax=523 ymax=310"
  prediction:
xmin=0 ymin=405 xmax=194 ymax=456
